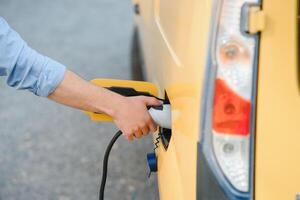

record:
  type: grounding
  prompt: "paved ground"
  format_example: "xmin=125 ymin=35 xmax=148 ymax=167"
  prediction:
xmin=0 ymin=1 xmax=158 ymax=199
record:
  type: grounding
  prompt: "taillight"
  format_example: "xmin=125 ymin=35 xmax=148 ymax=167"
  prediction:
xmin=201 ymin=0 xmax=260 ymax=198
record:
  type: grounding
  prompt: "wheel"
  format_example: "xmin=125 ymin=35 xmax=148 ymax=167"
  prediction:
xmin=130 ymin=27 xmax=145 ymax=81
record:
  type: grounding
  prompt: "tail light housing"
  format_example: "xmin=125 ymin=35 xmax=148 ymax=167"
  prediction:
xmin=201 ymin=0 xmax=260 ymax=198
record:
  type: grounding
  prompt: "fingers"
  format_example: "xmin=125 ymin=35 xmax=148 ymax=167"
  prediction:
xmin=124 ymin=126 xmax=156 ymax=141
xmin=126 ymin=134 xmax=134 ymax=141
xmin=126 ymin=126 xmax=143 ymax=141
xmin=137 ymin=117 xmax=157 ymax=137
xmin=148 ymin=121 xmax=157 ymax=133
xmin=141 ymin=126 xmax=149 ymax=136
xmin=145 ymin=115 xmax=157 ymax=133
xmin=141 ymin=97 xmax=163 ymax=106
xmin=134 ymin=129 xmax=143 ymax=138
xmin=124 ymin=122 xmax=154 ymax=141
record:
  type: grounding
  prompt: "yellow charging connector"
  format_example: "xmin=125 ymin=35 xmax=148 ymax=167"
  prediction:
xmin=84 ymin=79 xmax=159 ymax=122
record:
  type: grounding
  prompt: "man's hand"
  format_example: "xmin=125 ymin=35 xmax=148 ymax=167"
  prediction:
xmin=111 ymin=96 xmax=162 ymax=141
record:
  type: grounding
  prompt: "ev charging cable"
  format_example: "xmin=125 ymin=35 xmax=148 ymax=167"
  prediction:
xmin=99 ymin=104 xmax=171 ymax=200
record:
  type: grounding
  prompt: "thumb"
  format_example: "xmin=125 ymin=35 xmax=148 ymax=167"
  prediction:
xmin=142 ymin=96 xmax=163 ymax=106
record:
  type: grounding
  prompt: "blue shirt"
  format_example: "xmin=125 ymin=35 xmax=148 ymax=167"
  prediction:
xmin=0 ymin=17 xmax=66 ymax=97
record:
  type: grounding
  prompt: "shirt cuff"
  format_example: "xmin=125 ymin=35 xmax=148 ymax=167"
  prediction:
xmin=35 ymin=58 xmax=66 ymax=97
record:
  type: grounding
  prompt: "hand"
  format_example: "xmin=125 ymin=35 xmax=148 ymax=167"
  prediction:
xmin=111 ymin=96 xmax=163 ymax=141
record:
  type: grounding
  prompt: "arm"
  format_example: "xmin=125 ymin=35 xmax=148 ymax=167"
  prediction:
xmin=48 ymin=70 xmax=162 ymax=140
xmin=0 ymin=17 xmax=161 ymax=140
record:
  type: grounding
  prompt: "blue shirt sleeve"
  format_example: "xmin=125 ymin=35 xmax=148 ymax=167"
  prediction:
xmin=0 ymin=17 xmax=66 ymax=97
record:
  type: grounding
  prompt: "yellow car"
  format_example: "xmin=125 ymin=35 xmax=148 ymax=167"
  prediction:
xmin=128 ymin=0 xmax=300 ymax=199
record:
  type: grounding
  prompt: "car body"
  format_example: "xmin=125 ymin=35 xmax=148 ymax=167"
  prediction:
xmin=131 ymin=0 xmax=300 ymax=199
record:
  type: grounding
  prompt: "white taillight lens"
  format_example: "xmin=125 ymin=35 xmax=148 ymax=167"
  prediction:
xmin=201 ymin=0 xmax=260 ymax=195
xmin=213 ymin=0 xmax=259 ymax=192
xmin=213 ymin=132 xmax=250 ymax=191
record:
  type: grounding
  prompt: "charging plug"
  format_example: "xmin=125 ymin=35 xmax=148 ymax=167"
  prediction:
xmin=149 ymin=104 xmax=171 ymax=129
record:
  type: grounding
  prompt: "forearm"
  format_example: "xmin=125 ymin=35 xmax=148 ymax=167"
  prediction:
xmin=48 ymin=70 xmax=123 ymax=116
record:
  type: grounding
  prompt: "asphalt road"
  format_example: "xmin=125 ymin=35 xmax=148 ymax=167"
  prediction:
xmin=0 ymin=1 xmax=158 ymax=199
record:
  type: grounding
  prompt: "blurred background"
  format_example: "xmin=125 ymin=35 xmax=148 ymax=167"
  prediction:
xmin=0 ymin=0 xmax=158 ymax=199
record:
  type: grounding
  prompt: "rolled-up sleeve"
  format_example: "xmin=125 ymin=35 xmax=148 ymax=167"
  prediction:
xmin=0 ymin=17 xmax=66 ymax=97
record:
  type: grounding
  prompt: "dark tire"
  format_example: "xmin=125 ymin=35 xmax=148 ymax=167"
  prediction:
xmin=130 ymin=27 xmax=145 ymax=81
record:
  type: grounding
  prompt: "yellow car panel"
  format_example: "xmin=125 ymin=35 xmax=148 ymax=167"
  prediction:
xmin=135 ymin=0 xmax=213 ymax=199
xmin=255 ymin=0 xmax=300 ymax=199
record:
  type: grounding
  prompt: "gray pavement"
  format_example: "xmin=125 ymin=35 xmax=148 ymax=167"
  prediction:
xmin=0 ymin=0 xmax=158 ymax=199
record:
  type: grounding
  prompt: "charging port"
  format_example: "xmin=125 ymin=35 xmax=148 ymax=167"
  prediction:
xmin=159 ymin=127 xmax=171 ymax=150
xmin=159 ymin=91 xmax=171 ymax=150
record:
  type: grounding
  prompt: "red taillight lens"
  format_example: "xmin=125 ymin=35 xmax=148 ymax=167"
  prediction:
xmin=213 ymin=78 xmax=251 ymax=136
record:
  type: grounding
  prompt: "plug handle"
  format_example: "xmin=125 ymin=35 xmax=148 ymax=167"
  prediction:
xmin=149 ymin=104 xmax=171 ymax=129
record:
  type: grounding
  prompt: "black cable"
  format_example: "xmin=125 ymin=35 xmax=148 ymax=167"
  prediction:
xmin=99 ymin=130 xmax=123 ymax=200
